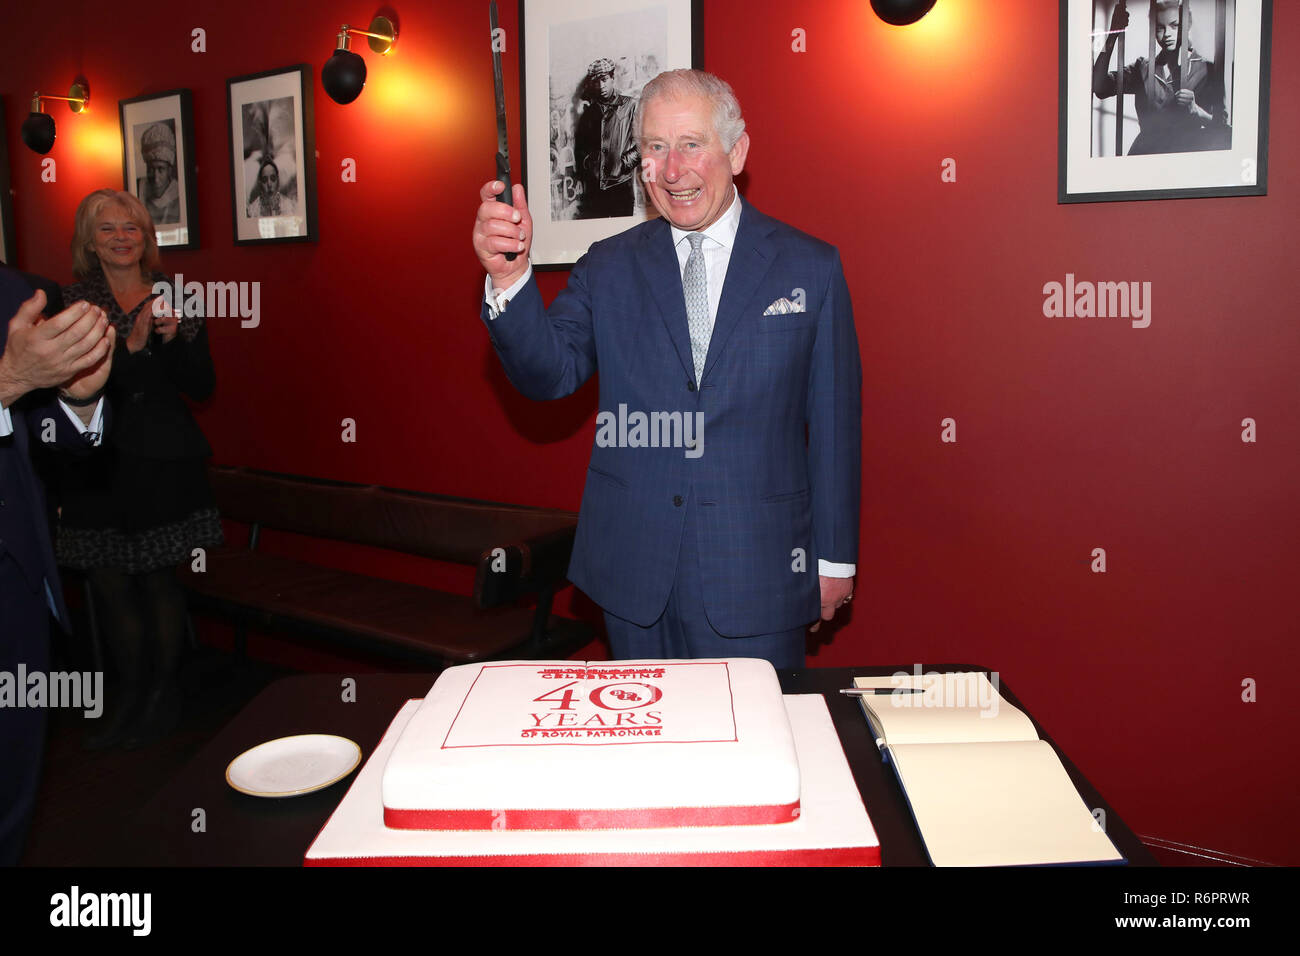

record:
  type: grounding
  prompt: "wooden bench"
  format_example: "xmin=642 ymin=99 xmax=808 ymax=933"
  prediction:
xmin=179 ymin=466 xmax=592 ymax=667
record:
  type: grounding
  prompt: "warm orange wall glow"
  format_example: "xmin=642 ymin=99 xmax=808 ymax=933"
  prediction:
xmin=366 ymin=59 xmax=469 ymax=134
xmin=857 ymin=0 xmax=1006 ymax=111
xmin=65 ymin=113 xmax=122 ymax=165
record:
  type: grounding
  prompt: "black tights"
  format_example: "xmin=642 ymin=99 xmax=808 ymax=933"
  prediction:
xmin=87 ymin=567 xmax=187 ymax=706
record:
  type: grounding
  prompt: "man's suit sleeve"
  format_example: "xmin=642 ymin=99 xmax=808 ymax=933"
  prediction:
xmin=480 ymin=254 xmax=599 ymax=401
xmin=807 ymin=249 xmax=862 ymax=567
xmin=20 ymin=391 xmax=108 ymax=454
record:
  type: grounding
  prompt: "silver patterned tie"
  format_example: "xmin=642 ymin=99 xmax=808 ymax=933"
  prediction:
xmin=684 ymin=232 xmax=709 ymax=383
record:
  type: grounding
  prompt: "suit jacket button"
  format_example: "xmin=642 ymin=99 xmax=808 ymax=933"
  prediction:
xmin=686 ymin=380 xmax=696 ymax=392
xmin=672 ymin=495 xmax=683 ymax=507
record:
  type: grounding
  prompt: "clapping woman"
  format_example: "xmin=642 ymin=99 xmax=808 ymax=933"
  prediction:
xmin=53 ymin=189 xmax=222 ymax=749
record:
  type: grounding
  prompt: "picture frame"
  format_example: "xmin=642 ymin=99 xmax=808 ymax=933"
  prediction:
xmin=0 ymin=98 xmax=16 ymax=266
xmin=520 ymin=0 xmax=702 ymax=268
xmin=1058 ymin=0 xmax=1271 ymax=203
xmin=227 ymin=65 xmax=318 ymax=244
xmin=119 ymin=89 xmax=200 ymax=250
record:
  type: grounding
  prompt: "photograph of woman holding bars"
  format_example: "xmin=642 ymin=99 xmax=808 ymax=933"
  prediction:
xmin=1091 ymin=0 xmax=1232 ymax=156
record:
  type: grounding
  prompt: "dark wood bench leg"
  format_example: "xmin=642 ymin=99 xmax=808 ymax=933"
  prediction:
xmin=527 ymin=587 xmax=555 ymax=652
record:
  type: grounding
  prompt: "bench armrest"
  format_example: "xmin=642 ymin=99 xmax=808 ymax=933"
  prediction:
xmin=473 ymin=526 xmax=575 ymax=609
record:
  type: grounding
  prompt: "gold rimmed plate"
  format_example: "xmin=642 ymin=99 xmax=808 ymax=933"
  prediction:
xmin=226 ymin=734 xmax=362 ymax=798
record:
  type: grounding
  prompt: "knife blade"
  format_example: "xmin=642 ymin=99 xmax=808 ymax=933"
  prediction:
xmin=490 ymin=0 xmax=517 ymax=261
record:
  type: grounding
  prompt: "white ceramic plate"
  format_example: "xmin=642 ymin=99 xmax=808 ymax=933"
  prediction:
xmin=226 ymin=734 xmax=362 ymax=798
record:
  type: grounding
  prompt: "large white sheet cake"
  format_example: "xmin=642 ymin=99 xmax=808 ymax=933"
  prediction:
xmin=380 ymin=659 xmax=801 ymax=830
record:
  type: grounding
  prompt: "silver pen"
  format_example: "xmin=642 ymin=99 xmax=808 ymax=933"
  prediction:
xmin=839 ymin=687 xmax=925 ymax=696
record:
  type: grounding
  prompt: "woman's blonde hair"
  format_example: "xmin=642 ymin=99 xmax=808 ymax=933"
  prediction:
xmin=71 ymin=188 xmax=161 ymax=280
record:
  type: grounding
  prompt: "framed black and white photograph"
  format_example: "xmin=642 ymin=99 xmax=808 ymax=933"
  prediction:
xmin=521 ymin=0 xmax=702 ymax=268
xmin=1059 ymin=0 xmax=1272 ymax=203
xmin=227 ymin=65 xmax=317 ymax=244
xmin=119 ymin=89 xmax=200 ymax=250
xmin=0 ymin=98 xmax=16 ymax=266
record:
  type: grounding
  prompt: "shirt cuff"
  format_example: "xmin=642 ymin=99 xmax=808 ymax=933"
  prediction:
xmin=818 ymin=560 xmax=855 ymax=578
xmin=58 ymin=397 xmax=105 ymax=445
xmin=484 ymin=265 xmax=533 ymax=320
xmin=0 ymin=403 xmax=12 ymax=438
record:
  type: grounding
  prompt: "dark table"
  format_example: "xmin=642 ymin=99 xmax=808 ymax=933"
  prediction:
xmin=113 ymin=665 xmax=1156 ymax=866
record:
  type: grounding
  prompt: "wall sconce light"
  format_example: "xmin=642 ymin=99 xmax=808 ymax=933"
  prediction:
xmin=21 ymin=81 xmax=91 ymax=154
xmin=322 ymin=16 xmax=398 ymax=104
xmin=870 ymin=0 xmax=937 ymax=26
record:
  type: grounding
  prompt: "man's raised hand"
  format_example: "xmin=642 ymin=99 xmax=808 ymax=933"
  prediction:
xmin=473 ymin=181 xmax=532 ymax=291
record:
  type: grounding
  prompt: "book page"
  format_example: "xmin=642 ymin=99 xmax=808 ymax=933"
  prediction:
xmin=853 ymin=672 xmax=1038 ymax=745
xmin=889 ymin=739 xmax=1124 ymax=867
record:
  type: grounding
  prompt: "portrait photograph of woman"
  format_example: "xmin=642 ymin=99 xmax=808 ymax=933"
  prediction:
xmin=1058 ymin=0 xmax=1270 ymax=202
xmin=227 ymin=65 xmax=317 ymax=243
xmin=1090 ymin=0 xmax=1234 ymax=158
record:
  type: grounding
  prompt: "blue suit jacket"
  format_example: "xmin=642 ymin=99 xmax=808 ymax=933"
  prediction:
xmin=0 ymin=267 xmax=107 ymax=631
xmin=483 ymin=199 xmax=861 ymax=636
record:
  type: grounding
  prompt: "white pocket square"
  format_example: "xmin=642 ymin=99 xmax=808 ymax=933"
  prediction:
xmin=763 ymin=297 xmax=805 ymax=316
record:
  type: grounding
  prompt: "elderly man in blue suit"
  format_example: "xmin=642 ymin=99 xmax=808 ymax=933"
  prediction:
xmin=0 ymin=268 xmax=114 ymax=864
xmin=473 ymin=69 xmax=860 ymax=668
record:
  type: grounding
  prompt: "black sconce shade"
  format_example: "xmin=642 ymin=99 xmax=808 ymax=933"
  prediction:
xmin=323 ymin=48 xmax=368 ymax=104
xmin=21 ymin=112 xmax=56 ymax=154
xmin=871 ymin=0 xmax=938 ymax=26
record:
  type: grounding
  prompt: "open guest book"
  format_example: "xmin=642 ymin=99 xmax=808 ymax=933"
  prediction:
xmin=853 ymin=672 xmax=1126 ymax=867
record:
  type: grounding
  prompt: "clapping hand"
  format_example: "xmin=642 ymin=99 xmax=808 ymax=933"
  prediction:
xmin=151 ymin=298 xmax=179 ymax=344
xmin=126 ymin=305 xmax=152 ymax=354
xmin=0 ymin=292 xmax=114 ymax=402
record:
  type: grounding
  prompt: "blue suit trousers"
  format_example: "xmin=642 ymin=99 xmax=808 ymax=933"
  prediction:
xmin=603 ymin=498 xmax=806 ymax=669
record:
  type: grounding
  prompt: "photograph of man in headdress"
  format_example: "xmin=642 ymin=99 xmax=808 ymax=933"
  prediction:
xmin=573 ymin=57 xmax=639 ymax=219
xmin=1091 ymin=0 xmax=1233 ymax=156
xmin=135 ymin=120 xmax=180 ymax=225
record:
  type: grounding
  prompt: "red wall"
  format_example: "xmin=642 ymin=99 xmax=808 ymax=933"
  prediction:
xmin=2 ymin=1 xmax=1295 ymax=865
